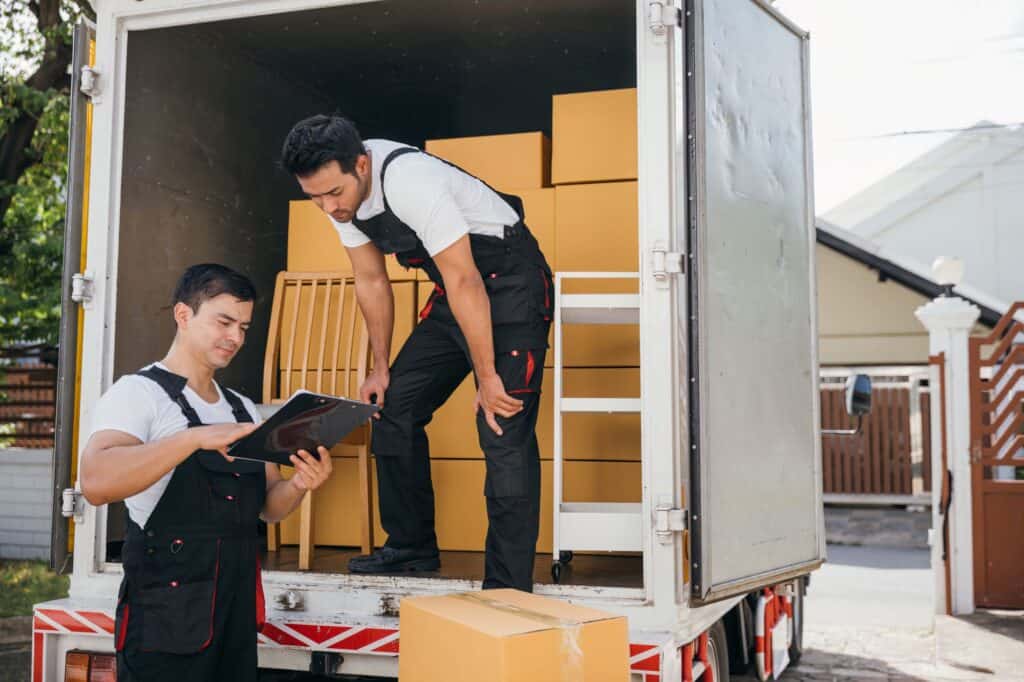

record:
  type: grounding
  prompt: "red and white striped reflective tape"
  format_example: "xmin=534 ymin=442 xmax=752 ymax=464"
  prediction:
xmin=630 ymin=643 xmax=661 ymax=681
xmin=32 ymin=605 xmax=665 ymax=678
xmin=754 ymin=587 xmax=792 ymax=681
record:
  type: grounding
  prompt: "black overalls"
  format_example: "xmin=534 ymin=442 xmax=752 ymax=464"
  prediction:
xmin=355 ymin=147 xmax=552 ymax=592
xmin=114 ymin=366 xmax=267 ymax=682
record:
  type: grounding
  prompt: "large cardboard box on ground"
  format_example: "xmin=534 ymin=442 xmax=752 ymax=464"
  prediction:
xmin=399 ymin=588 xmax=629 ymax=682
xmin=287 ymin=200 xmax=414 ymax=280
xmin=425 ymin=132 xmax=551 ymax=192
xmin=552 ymin=88 xmax=637 ymax=185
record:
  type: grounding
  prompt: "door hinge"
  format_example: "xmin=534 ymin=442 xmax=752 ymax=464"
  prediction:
xmin=655 ymin=504 xmax=687 ymax=545
xmin=80 ymin=65 xmax=101 ymax=102
xmin=652 ymin=243 xmax=684 ymax=286
xmin=61 ymin=488 xmax=85 ymax=521
xmin=648 ymin=1 xmax=682 ymax=35
xmin=71 ymin=271 xmax=95 ymax=309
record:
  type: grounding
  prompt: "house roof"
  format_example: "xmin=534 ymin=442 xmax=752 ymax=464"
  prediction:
xmin=825 ymin=122 xmax=1024 ymax=238
xmin=815 ymin=219 xmax=1005 ymax=328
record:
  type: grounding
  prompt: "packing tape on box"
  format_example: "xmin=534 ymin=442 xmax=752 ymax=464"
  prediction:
xmin=452 ymin=592 xmax=583 ymax=681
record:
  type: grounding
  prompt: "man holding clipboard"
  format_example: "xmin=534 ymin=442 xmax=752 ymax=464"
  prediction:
xmin=79 ymin=264 xmax=338 ymax=682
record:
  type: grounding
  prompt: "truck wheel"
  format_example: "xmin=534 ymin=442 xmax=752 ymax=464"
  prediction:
xmin=788 ymin=577 xmax=806 ymax=665
xmin=707 ymin=620 xmax=730 ymax=682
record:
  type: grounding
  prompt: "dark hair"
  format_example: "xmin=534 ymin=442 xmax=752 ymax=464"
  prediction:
xmin=172 ymin=263 xmax=258 ymax=313
xmin=280 ymin=115 xmax=367 ymax=177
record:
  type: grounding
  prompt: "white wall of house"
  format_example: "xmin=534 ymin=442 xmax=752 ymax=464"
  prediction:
xmin=0 ymin=448 xmax=53 ymax=560
xmin=827 ymin=128 xmax=1024 ymax=305
xmin=816 ymin=244 xmax=932 ymax=366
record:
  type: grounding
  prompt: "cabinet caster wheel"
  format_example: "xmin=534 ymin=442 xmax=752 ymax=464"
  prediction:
xmin=551 ymin=562 xmax=563 ymax=583
xmin=559 ymin=551 xmax=574 ymax=564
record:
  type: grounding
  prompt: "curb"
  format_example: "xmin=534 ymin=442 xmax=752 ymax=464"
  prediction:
xmin=0 ymin=616 xmax=32 ymax=647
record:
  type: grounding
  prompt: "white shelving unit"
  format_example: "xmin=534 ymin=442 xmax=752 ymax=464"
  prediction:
xmin=551 ymin=272 xmax=642 ymax=581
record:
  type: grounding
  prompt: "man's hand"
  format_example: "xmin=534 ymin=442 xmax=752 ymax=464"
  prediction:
xmin=359 ymin=369 xmax=390 ymax=419
xmin=474 ymin=373 xmax=524 ymax=436
xmin=191 ymin=423 xmax=260 ymax=460
xmin=288 ymin=446 xmax=333 ymax=491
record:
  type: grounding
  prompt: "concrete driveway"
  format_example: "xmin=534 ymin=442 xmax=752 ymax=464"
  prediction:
xmin=737 ymin=544 xmax=1024 ymax=681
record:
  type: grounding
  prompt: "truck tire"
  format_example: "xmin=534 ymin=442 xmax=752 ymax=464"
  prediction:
xmin=788 ymin=576 xmax=806 ymax=665
xmin=708 ymin=620 xmax=730 ymax=682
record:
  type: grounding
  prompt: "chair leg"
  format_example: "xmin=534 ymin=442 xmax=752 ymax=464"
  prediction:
xmin=359 ymin=447 xmax=374 ymax=555
xmin=266 ymin=521 xmax=279 ymax=552
xmin=298 ymin=491 xmax=315 ymax=571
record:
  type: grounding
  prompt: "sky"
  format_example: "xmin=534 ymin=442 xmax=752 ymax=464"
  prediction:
xmin=774 ymin=0 xmax=1024 ymax=213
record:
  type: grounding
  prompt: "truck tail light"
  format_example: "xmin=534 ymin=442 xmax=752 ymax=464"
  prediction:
xmin=64 ymin=651 xmax=116 ymax=682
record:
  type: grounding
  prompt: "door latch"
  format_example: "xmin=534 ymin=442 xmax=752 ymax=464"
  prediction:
xmin=80 ymin=65 xmax=101 ymax=102
xmin=71 ymin=271 xmax=95 ymax=309
xmin=655 ymin=504 xmax=687 ymax=545
xmin=61 ymin=488 xmax=85 ymax=522
xmin=648 ymin=1 xmax=682 ymax=35
xmin=651 ymin=243 xmax=684 ymax=287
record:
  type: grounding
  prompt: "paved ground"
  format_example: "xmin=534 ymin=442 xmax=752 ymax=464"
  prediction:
xmin=736 ymin=544 xmax=1024 ymax=681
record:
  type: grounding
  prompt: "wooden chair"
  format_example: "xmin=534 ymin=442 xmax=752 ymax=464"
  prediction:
xmin=262 ymin=271 xmax=373 ymax=570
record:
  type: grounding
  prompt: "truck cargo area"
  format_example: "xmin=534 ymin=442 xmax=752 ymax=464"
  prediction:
xmin=107 ymin=0 xmax=640 ymax=590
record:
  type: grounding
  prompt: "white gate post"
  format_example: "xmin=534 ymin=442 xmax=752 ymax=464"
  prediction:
xmin=916 ymin=292 xmax=979 ymax=616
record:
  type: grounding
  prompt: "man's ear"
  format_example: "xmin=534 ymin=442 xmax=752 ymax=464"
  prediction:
xmin=356 ymin=153 xmax=370 ymax=177
xmin=172 ymin=302 xmax=193 ymax=331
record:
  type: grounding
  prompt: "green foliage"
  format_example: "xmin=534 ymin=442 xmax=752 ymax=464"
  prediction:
xmin=0 ymin=1 xmax=91 ymax=346
xmin=0 ymin=93 xmax=68 ymax=344
xmin=0 ymin=560 xmax=70 ymax=617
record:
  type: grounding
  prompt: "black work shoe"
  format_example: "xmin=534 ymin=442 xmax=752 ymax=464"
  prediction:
xmin=348 ymin=546 xmax=440 ymax=574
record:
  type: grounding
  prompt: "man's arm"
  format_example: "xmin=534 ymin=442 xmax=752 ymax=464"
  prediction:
xmin=79 ymin=423 xmax=257 ymax=506
xmin=348 ymin=242 xmax=395 ymax=408
xmin=433 ymin=235 xmax=524 ymax=435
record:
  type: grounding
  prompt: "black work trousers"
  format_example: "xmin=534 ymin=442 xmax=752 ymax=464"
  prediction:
xmin=371 ymin=316 xmax=545 ymax=592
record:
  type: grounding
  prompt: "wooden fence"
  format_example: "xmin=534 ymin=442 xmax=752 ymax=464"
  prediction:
xmin=820 ymin=368 xmax=931 ymax=502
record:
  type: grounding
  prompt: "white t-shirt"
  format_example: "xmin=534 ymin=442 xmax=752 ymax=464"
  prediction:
xmin=87 ymin=363 xmax=262 ymax=528
xmin=330 ymin=139 xmax=520 ymax=257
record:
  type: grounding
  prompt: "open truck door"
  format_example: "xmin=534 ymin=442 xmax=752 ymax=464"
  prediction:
xmin=50 ymin=20 xmax=95 ymax=572
xmin=681 ymin=0 xmax=822 ymax=604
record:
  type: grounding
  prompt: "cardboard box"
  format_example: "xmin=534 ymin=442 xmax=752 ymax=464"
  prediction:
xmin=420 ymin=459 xmax=641 ymax=553
xmin=287 ymin=200 xmax=416 ymax=280
xmin=552 ymin=88 xmax=637 ymax=185
xmin=399 ymin=589 xmax=629 ymax=682
xmin=426 ymin=368 xmax=639 ymax=463
xmin=425 ymin=132 xmax=551 ymax=192
xmin=554 ymin=181 xmax=639 ymax=366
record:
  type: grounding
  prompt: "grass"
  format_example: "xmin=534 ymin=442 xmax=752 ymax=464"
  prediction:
xmin=0 ymin=561 xmax=69 ymax=618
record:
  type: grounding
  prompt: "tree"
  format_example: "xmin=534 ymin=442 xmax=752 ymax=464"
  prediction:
xmin=0 ymin=0 xmax=93 ymax=345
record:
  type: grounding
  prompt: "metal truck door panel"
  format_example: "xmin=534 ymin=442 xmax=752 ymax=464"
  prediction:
xmin=52 ymin=21 xmax=95 ymax=571
xmin=684 ymin=0 xmax=821 ymax=603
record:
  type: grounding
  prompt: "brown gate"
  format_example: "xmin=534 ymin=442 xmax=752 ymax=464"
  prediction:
xmin=969 ymin=302 xmax=1024 ymax=609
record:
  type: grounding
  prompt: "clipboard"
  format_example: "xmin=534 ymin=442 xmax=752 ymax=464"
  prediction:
xmin=227 ymin=390 xmax=379 ymax=466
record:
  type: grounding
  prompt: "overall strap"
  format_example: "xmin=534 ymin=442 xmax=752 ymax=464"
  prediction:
xmin=377 ymin=146 xmax=421 ymax=217
xmin=136 ymin=365 xmax=203 ymax=427
xmin=222 ymin=387 xmax=254 ymax=424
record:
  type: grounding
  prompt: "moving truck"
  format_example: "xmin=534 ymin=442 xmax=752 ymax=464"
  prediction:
xmin=35 ymin=1 xmax=860 ymax=680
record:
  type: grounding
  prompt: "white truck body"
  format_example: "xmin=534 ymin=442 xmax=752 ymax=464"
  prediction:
xmin=36 ymin=1 xmax=820 ymax=680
